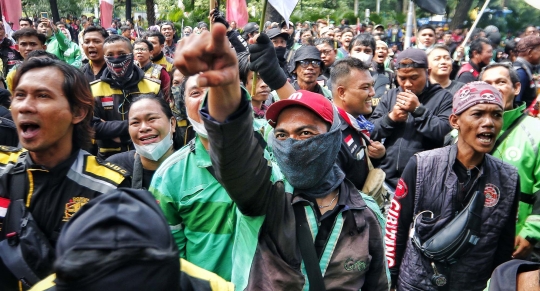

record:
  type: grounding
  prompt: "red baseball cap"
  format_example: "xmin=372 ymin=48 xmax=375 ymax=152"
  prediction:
xmin=265 ymin=90 xmax=334 ymax=127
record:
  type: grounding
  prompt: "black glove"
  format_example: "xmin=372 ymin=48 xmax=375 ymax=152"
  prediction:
xmin=211 ymin=8 xmax=229 ymax=29
xmin=248 ymin=33 xmax=288 ymax=91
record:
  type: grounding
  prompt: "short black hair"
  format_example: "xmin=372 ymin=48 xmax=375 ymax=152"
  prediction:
xmin=160 ymin=21 xmax=175 ymax=31
xmin=120 ymin=26 xmax=131 ymax=33
xmin=19 ymin=17 xmax=33 ymax=26
xmin=104 ymin=34 xmax=133 ymax=51
xmin=12 ymin=28 xmax=46 ymax=45
xmin=314 ymin=37 xmax=335 ymax=48
xmin=505 ymin=40 xmax=516 ymax=55
xmin=480 ymin=63 xmax=520 ymax=87
xmin=348 ymin=33 xmax=376 ymax=55
xmin=426 ymin=44 xmax=450 ymax=56
xmin=13 ymin=58 xmax=94 ymax=150
xmin=417 ymin=24 xmax=436 ymax=34
xmin=83 ymin=25 xmax=108 ymax=39
xmin=133 ymin=39 xmax=154 ymax=52
xmin=469 ymin=37 xmax=491 ymax=59
xmin=26 ymin=50 xmax=59 ymax=60
xmin=145 ymin=31 xmax=166 ymax=45
xmin=330 ymin=57 xmax=371 ymax=91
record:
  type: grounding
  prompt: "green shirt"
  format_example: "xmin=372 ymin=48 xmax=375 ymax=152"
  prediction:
xmin=491 ymin=103 xmax=540 ymax=240
xmin=150 ymin=136 xmax=236 ymax=280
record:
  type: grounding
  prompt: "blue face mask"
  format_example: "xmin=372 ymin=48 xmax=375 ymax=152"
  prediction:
xmin=271 ymin=108 xmax=345 ymax=198
xmin=133 ymin=123 xmax=173 ymax=161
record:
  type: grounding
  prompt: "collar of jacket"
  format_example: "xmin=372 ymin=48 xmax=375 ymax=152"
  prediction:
xmin=192 ymin=135 xmax=212 ymax=169
xmin=291 ymin=180 xmax=368 ymax=211
xmin=443 ymin=144 xmax=487 ymax=189
xmin=502 ymin=102 xmax=527 ymax=132
xmin=152 ymin=51 xmax=165 ymax=63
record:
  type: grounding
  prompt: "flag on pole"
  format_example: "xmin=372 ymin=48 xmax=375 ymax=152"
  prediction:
xmin=100 ymin=0 xmax=114 ymax=29
xmin=525 ymin=0 xmax=540 ymax=10
xmin=226 ymin=0 xmax=249 ymax=27
xmin=267 ymin=0 xmax=299 ymax=28
xmin=414 ymin=0 xmax=447 ymax=15
xmin=0 ymin=0 xmax=22 ymax=30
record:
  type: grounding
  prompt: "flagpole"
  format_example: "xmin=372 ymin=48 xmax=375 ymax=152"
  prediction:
xmin=460 ymin=0 xmax=491 ymax=47
xmin=210 ymin=0 xmax=216 ymax=31
xmin=251 ymin=0 xmax=268 ymax=97
xmin=404 ymin=0 xmax=414 ymax=49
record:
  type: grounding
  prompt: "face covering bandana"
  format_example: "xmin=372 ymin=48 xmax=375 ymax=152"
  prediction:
xmin=275 ymin=46 xmax=287 ymax=62
xmin=351 ymin=52 xmax=373 ymax=64
xmin=271 ymin=108 xmax=345 ymax=198
xmin=187 ymin=115 xmax=208 ymax=139
xmin=133 ymin=123 xmax=173 ymax=161
xmin=105 ymin=53 xmax=135 ymax=79
xmin=171 ymin=86 xmax=187 ymax=120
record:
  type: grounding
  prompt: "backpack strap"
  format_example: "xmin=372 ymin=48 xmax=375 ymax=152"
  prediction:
xmin=293 ymin=203 xmax=326 ymax=291
xmin=490 ymin=113 xmax=527 ymax=155
xmin=457 ymin=63 xmax=479 ymax=78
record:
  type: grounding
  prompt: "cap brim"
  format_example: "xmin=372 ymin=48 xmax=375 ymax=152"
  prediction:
xmin=269 ymin=32 xmax=289 ymax=40
xmin=266 ymin=99 xmax=321 ymax=127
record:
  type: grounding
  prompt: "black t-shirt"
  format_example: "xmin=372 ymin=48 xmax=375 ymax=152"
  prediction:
xmin=107 ymin=150 xmax=155 ymax=190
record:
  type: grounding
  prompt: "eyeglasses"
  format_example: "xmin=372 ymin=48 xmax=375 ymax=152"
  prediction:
xmin=319 ymin=49 xmax=334 ymax=56
xmin=299 ymin=60 xmax=322 ymax=68
xmin=134 ymin=48 xmax=149 ymax=52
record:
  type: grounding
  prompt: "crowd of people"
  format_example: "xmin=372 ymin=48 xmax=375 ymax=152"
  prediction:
xmin=0 ymin=8 xmax=539 ymax=291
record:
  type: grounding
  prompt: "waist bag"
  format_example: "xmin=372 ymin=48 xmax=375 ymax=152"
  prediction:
xmin=411 ymin=189 xmax=484 ymax=264
xmin=0 ymin=156 xmax=55 ymax=288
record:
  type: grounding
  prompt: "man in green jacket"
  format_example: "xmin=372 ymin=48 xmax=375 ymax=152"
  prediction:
xmin=480 ymin=63 xmax=540 ymax=259
xmin=37 ymin=18 xmax=81 ymax=67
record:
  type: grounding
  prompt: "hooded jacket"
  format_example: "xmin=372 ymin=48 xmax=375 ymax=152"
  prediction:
xmin=369 ymin=84 xmax=453 ymax=189
xmin=90 ymin=66 xmax=162 ymax=160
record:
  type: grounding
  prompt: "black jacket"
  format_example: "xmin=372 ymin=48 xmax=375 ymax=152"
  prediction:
xmin=369 ymin=84 xmax=453 ymax=189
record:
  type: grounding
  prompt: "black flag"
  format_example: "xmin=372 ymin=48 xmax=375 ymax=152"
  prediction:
xmin=414 ymin=0 xmax=447 ymax=15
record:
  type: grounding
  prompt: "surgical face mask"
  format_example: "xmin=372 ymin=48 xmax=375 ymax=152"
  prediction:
xmin=133 ymin=123 xmax=173 ymax=161
xmin=187 ymin=115 xmax=208 ymax=139
xmin=351 ymin=52 xmax=373 ymax=64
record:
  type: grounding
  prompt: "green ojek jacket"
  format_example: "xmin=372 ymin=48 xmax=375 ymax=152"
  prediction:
xmin=491 ymin=103 xmax=540 ymax=242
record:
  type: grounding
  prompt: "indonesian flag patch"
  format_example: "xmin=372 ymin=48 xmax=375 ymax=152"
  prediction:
xmin=344 ymin=134 xmax=354 ymax=147
xmin=101 ymin=96 xmax=114 ymax=107
xmin=0 ymin=197 xmax=10 ymax=218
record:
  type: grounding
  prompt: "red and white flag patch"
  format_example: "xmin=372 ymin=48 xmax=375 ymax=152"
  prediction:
xmin=101 ymin=96 xmax=114 ymax=107
xmin=0 ymin=197 xmax=10 ymax=218
xmin=344 ymin=134 xmax=354 ymax=147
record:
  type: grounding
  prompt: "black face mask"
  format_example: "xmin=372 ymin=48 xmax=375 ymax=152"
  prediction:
xmin=104 ymin=53 xmax=134 ymax=79
xmin=275 ymin=47 xmax=287 ymax=62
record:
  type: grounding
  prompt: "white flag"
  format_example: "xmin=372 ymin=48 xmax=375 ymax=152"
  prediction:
xmin=524 ymin=0 xmax=540 ymax=10
xmin=267 ymin=0 xmax=299 ymax=28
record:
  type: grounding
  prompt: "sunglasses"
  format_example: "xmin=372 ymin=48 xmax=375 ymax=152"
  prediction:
xmin=299 ymin=60 xmax=322 ymax=68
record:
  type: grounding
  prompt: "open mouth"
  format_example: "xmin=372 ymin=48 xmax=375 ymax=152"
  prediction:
xmin=87 ymin=50 xmax=98 ymax=58
xmin=19 ymin=121 xmax=40 ymax=140
xmin=477 ymin=132 xmax=495 ymax=144
xmin=140 ymin=134 xmax=159 ymax=145
xmin=111 ymin=59 xmax=132 ymax=76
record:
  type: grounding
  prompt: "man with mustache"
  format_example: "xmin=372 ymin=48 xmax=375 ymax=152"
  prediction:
xmin=289 ymin=45 xmax=332 ymax=99
xmin=90 ymin=35 xmax=162 ymax=159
